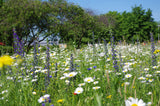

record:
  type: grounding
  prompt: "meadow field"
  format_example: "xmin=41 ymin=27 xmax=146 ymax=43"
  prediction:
xmin=0 ymin=42 xmax=160 ymax=106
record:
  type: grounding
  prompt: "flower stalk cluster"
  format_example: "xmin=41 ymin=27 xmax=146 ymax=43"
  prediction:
xmin=150 ymin=33 xmax=157 ymax=68
xmin=46 ymin=39 xmax=50 ymax=86
xmin=103 ymin=39 xmax=109 ymax=61
xmin=32 ymin=40 xmax=38 ymax=78
xmin=13 ymin=28 xmax=24 ymax=57
xmin=69 ymin=54 xmax=74 ymax=72
xmin=111 ymin=34 xmax=119 ymax=72
xmin=92 ymin=32 xmax=96 ymax=60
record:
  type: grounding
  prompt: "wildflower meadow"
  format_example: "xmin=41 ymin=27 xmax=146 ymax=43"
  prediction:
xmin=0 ymin=34 xmax=160 ymax=106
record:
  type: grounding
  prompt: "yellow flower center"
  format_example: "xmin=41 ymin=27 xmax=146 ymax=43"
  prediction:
xmin=78 ymin=90 xmax=81 ymax=93
xmin=69 ymin=74 xmax=73 ymax=77
xmin=131 ymin=104 xmax=138 ymax=106
xmin=57 ymin=99 xmax=63 ymax=103
xmin=87 ymin=79 xmax=91 ymax=82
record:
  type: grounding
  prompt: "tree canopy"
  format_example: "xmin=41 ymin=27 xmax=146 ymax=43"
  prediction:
xmin=0 ymin=0 xmax=158 ymax=52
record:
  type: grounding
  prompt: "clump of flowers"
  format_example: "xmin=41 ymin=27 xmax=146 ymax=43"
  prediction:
xmin=0 ymin=55 xmax=14 ymax=68
xmin=38 ymin=94 xmax=51 ymax=103
xmin=153 ymin=49 xmax=160 ymax=54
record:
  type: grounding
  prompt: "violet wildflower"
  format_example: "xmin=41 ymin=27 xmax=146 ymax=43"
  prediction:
xmin=150 ymin=33 xmax=157 ymax=69
xmin=103 ymin=39 xmax=109 ymax=60
xmin=54 ymin=62 xmax=58 ymax=78
xmin=92 ymin=32 xmax=96 ymax=60
xmin=13 ymin=28 xmax=24 ymax=56
xmin=46 ymin=39 xmax=50 ymax=86
xmin=69 ymin=54 xmax=74 ymax=72
xmin=111 ymin=33 xmax=119 ymax=72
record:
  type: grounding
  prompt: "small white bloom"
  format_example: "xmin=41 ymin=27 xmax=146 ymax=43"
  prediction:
xmin=1 ymin=90 xmax=8 ymax=94
xmin=65 ymin=72 xmax=78 ymax=78
xmin=144 ymin=68 xmax=149 ymax=71
xmin=38 ymin=97 xmax=45 ymax=103
xmin=148 ymin=79 xmax=154 ymax=82
xmin=65 ymin=80 xmax=70 ymax=84
xmin=147 ymin=92 xmax=152 ymax=95
xmin=99 ymin=53 xmax=105 ymax=57
xmin=84 ymin=77 xmax=94 ymax=83
xmin=138 ymin=77 xmax=145 ymax=80
xmin=31 ymin=79 xmax=37 ymax=82
xmin=125 ymin=74 xmax=132 ymax=78
xmin=41 ymin=69 xmax=47 ymax=73
xmin=93 ymin=81 xmax=99 ymax=85
xmin=78 ymin=83 xmax=85 ymax=86
xmin=32 ymin=92 xmax=36 ymax=95
xmin=60 ymin=76 xmax=66 ymax=80
xmin=146 ymin=74 xmax=152 ymax=77
xmin=43 ymin=94 xmax=50 ymax=98
xmin=74 ymin=87 xmax=83 ymax=94
xmin=93 ymin=86 xmax=101 ymax=90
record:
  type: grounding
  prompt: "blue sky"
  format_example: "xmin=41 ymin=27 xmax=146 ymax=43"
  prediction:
xmin=66 ymin=0 xmax=160 ymax=22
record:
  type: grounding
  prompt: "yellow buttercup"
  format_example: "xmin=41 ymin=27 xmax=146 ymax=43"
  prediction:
xmin=0 ymin=55 xmax=14 ymax=68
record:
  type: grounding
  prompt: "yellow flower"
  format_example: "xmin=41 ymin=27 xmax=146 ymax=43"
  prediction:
xmin=0 ymin=55 xmax=14 ymax=68
xmin=16 ymin=55 xmax=19 ymax=58
xmin=41 ymin=90 xmax=45 ymax=93
xmin=154 ymin=49 xmax=160 ymax=54
xmin=57 ymin=99 xmax=63 ymax=103
xmin=106 ymin=95 xmax=112 ymax=99
xmin=121 ymin=83 xmax=124 ymax=87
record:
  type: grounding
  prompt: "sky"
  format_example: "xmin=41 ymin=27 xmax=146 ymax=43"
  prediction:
xmin=66 ymin=0 xmax=160 ymax=22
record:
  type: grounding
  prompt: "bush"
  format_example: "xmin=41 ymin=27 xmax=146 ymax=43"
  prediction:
xmin=0 ymin=45 xmax=13 ymax=55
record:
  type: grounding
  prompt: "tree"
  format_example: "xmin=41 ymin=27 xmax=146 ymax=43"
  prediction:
xmin=118 ymin=5 xmax=157 ymax=42
xmin=0 ymin=0 xmax=60 ymax=52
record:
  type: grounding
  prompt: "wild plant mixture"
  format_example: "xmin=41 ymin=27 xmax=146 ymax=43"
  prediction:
xmin=0 ymin=42 xmax=160 ymax=106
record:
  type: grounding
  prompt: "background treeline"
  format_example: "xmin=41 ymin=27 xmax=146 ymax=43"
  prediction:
xmin=0 ymin=0 xmax=160 ymax=51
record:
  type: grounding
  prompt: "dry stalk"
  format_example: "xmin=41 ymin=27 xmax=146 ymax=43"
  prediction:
xmin=118 ymin=87 xmax=122 ymax=97
xmin=131 ymin=76 xmax=136 ymax=94
xmin=106 ymin=71 xmax=110 ymax=88
xmin=134 ymin=89 xmax=136 ymax=98
xmin=124 ymin=84 xmax=126 ymax=100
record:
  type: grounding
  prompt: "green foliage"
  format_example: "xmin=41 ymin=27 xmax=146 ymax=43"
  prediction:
xmin=0 ymin=45 xmax=13 ymax=55
xmin=0 ymin=0 xmax=158 ymax=52
xmin=116 ymin=5 xmax=157 ymax=42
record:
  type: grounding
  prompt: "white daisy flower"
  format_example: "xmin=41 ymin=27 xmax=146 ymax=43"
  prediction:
xmin=93 ymin=81 xmax=99 ymax=85
xmin=148 ymin=79 xmax=154 ymax=82
xmin=125 ymin=74 xmax=132 ymax=78
xmin=65 ymin=80 xmax=70 ymax=84
xmin=43 ymin=94 xmax=50 ymax=98
xmin=38 ymin=97 xmax=45 ymax=103
xmin=65 ymin=72 xmax=78 ymax=78
xmin=60 ymin=76 xmax=66 ymax=80
xmin=144 ymin=68 xmax=149 ymax=71
xmin=31 ymin=79 xmax=37 ymax=82
xmin=84 ymin=77 xmax=94 ymax=83
xmin=78 ymin=83 xmax=85 ymax=86
xmin=74 ymin=87 xmax=83 ymax=94
xmin=125 ymin=97 xmax=146 ymax=106
xmin=32 ymin=92 xmax=36 ymax=95
xmin=138 ymin=77 xmax=145 ymax=80
xmin=147 ymin=92 xmax=152 ymax=95
xmin=93 ymin=86 xmax=101 ymax=90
